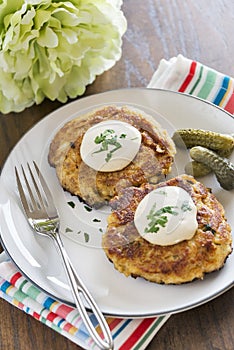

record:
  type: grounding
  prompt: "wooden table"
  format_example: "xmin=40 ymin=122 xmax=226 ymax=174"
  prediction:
xmin=0 ymin=1 xmax=233 ymax=349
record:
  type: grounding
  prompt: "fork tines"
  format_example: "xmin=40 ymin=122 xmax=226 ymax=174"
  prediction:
xmin=15 ymin=161 xmax=56 ymax=218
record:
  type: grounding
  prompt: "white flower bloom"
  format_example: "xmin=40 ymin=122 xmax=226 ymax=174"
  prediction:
xmin=0 ymin=0 xmax=127 ymax=113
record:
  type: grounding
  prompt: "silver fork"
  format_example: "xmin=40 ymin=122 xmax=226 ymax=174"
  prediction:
xmin=15 ymin=161 xmax=114 ymax=350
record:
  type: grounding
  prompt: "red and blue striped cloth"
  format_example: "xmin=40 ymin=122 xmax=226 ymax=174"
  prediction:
xmin=1 ymin=55 xmax=233 ymax=349
xmin=148 ymin=54 xmax=234 ymax=114
xmin=0 ymin=252 xmax=169 ymax=350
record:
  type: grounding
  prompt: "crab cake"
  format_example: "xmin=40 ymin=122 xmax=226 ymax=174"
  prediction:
xmin=102 ymin=174 xmax=232 ymax=284
xmin=48 ymin=105 xmax=176 ymax=208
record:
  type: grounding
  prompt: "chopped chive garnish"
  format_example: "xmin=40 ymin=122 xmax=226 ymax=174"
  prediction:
xmin=84 ymin=205 xmax=92 ymax=212
xmin=93 ymin=129 xmax=124 ymax=162
xmin=145 ymin=204 xmax=178 ymax=233
xmin=84 ymin=232 xmax=90 ymax=243
xmin=67 ymin=201 xmax=75 ymax=208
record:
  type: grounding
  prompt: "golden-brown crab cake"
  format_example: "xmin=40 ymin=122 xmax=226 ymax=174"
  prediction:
xmin=102 ymin=174 xmax=232 ymax=284
xmin=48 ymin=105 xmax=176 ymax=208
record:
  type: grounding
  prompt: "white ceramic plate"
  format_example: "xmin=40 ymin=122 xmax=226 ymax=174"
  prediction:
xmin=0 ymin=88 xmax=233 ymax=318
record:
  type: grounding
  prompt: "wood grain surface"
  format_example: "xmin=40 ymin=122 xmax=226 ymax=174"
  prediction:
xmin=0 ymin=1 xmax=234 ymax=349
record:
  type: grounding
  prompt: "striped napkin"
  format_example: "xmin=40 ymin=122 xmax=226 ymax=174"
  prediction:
xmin=0 ymin=54 xmax=233 ymax=350
xmin=0 ymin=251 xmax=169 ymax=350
xmin=148 ymin=54 xmax=234 ymax=114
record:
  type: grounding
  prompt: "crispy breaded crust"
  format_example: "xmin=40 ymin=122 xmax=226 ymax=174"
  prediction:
xmin=102 ymin=174 xmax=232 ymax=284
xmin=48 ymin=105 xmax=176 ymax=207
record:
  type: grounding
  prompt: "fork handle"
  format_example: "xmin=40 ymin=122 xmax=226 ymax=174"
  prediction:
xmin=52 ymin=231 xmax=114 ymax=350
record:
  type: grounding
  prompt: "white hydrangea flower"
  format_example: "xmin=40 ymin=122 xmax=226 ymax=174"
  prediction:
xmin=0 ymin=0 xmax=127 ymax=113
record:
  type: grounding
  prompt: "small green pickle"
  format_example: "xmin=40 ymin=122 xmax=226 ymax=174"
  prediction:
xmin=173 ymin=129 xmax=234 ymax=157
xmin=185 ymin=161 xmax=212 ymax=177
xmin=190 ymin=146 xmax=234 ymax=190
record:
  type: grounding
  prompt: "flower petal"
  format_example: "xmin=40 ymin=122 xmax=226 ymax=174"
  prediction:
xmin=0 ymin=0 xmax=127 ymax=113
xmin=37 ymin=26 xmax=58 ymax=48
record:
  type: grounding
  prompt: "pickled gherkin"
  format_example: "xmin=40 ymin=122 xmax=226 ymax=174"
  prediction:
xmin=190 ymin=146 xmax=234 ymax=190
xmin=172 ymin=129 xmax=234 ymax=157
xmin=185 ymin=161 xmax=211 ymax=177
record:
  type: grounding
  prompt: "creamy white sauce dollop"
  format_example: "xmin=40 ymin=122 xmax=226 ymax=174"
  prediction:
xmin=80 ymin=120 xmax=142 ymax=172
xmin=134 ymin=186 xmax=198 ymax=246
